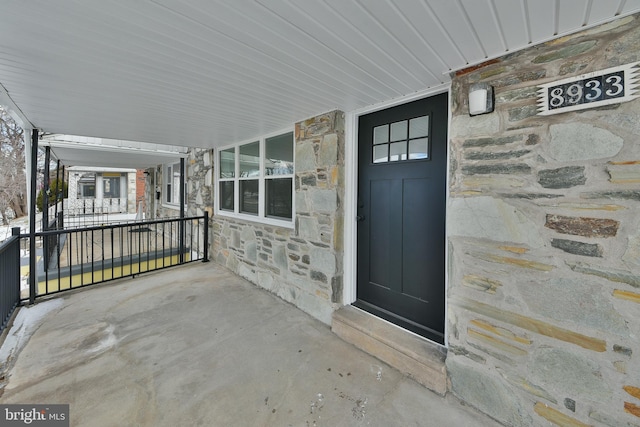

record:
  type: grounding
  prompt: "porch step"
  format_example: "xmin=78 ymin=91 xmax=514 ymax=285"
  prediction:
xmin=332 ymin=306 xmax=448 ymax=395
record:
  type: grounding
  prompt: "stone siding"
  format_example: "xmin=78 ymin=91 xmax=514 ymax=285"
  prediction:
xmin=447 ymin=15 xmax=640 ymax=426
xmin=212 ymin=111 xmax=345 ymax=324
xmin=144 ymin=150 xmax=213 ymax=258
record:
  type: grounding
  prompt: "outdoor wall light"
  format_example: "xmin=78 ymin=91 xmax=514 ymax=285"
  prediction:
xmin=468 ymin=83 xmax=494 ymax=116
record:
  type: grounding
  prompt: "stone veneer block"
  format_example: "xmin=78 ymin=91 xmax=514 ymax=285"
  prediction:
xmin=538 ymin=166 xmax=586 ymax=189
xmin=545 ymin=214 xmax=619 ymax=238
xmin=624 ymin=402 xmax=640 ymax=418
xmin=331 ymin=306 xmax=447 ymax=395
xmin=533 ymin=402 xmax=591 ymax=426
xmin=551 ymin=238 xmax=603 ymax=257
xmin=613 ymin=289 xmax=640 ymax=304
xmin=624 ymin=385 xmax=640 ymax=400
xmin=454 ymin=297 xmax=606 ymax=352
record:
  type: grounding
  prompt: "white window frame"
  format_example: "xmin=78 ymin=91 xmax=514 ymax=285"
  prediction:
xmin=215 ymin=128 xmax=295 ymax=229
xmin=162 ymin=160 xmax=187 ymax=210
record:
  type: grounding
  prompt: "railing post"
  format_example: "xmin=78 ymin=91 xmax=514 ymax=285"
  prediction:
xmin=12 ymin=227 xmax=21 ymax=301
xmin=202 ymin=211 xmax=209 ymax=263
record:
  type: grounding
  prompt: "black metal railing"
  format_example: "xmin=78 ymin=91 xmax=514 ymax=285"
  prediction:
xmin=43 ymin=212 xmax=63 ymax=271
xmin=25 ymin=213 xmax=209 ymax=301
xmin=0 ymin=228 xmax=21 ymax=333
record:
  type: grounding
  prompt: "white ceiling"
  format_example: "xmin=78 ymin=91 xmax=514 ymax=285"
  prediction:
xmin=1 ymin=0 xmax=639 ymax=160
xmin=40 ymin=134 xmax=188 ymax=168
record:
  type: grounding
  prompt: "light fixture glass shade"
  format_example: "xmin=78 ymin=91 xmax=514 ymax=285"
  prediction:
xmin=468 ymin=83 xmax=494 ymax=116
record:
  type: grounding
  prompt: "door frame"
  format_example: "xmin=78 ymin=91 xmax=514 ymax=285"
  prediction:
xmin=343 ymin=83 xmax=452 ymax=347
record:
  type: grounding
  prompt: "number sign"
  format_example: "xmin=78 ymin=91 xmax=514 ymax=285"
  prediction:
xmin=537 ymin=62 xmax=639 ymax=116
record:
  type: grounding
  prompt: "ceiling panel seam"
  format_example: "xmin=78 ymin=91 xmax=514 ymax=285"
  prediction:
xmin=259 ymin=0 xmax=409 ymax=95
xmin=352 ymin=0 xmax=439 ymax=84
xmin=147 ymin=0 xmax=376 ymax=105
xmin=456 ymin=0 xmax=488 ymax=58
xmin=386 ymin=0 xmax=450 ymax=75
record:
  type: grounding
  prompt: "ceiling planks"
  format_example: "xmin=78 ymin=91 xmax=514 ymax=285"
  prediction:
xmin=0 ymin=0 xmax=638 ymax=155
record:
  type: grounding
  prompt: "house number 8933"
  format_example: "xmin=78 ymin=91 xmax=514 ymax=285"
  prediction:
xmin=537 ymin=62 xmax=639 ymax=116
xmin=548 ymin=71 xmax=624 ymax=109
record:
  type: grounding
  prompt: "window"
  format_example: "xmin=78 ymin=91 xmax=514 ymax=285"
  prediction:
xmin=372 ymin=115 xmax=430 ymax=163
xmin=77 ymin=173 xmax=96 ymax=198
xmin=163 ymin=161 xmax=186 ymax=207
xmin=102 ymin=176 xmax=121 ymax=198
xmin=217 ymin=131 xmax=294 ymax=226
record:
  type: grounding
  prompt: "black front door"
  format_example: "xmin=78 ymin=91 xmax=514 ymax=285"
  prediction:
xmin=356 ymin=93 xmax=448 ymax=344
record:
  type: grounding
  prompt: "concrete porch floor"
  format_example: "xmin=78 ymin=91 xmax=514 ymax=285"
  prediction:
xmin=0 ymin=262 xmax=503 ymax=426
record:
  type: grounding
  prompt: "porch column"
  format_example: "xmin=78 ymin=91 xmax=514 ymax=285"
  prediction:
xmin=42 ymin=146 xmax=50 ymax=230
xmin=54 ymin=159 xmax=60 ymax=221
xmin=60 ymin=165 xmax=65 ymax=217
xmin=28 ymin=129 xmax=38 ymax=304
xmin=179 ymin=157 xmax=185 ymax=264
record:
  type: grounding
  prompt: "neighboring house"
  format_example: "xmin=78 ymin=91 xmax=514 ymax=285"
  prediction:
xmin=144 ymin=16 xmax=640 ymax=427
xmin=67 ymin=166 xmax=139 ymax=215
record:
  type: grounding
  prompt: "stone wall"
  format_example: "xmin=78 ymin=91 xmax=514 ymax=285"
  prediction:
xmin=144 ymin=150 xmax=213 ymax=257
xmin=447 ymin=15 xmax=640 ymax=426
xmin=212 ymin=111 xmax=345 ymax=324
xmin=135 ymin=169 xmax=146 ymax=214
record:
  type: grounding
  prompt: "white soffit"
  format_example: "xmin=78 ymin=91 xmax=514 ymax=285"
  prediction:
xmin=0 ymin=0 xmax=639 ymax=150
xmin=41 ymin=134 xmax=188 ymax=168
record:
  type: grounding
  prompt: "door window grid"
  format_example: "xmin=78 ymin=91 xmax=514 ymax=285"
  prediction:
xmin=372 ymin=115 xmax=430 ymax=163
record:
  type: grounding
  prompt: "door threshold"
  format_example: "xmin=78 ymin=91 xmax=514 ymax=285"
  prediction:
xmin=332 ymin=305 xmax=448 ymax=395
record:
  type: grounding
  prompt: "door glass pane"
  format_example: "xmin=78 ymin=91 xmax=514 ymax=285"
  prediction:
xmin=409 ymin=138 xmax=429 ymax=160
xmin=389 ymin=141 xmax=406 ymax=161
xmin=103 ymin=177 xmax=120 ymax=198
xmin=265 ymin=132 xmax=293 ymax=176
xmin=220 ymin=148 xmax=235 ymax=178
xmin=219 ymin=181 xmax=234 ymax=211
xmin=240 ymin=179 xmax=259 ymax=214
xmin=239 ymin=141 xmax=260 ymax=177
xmin=266 ymin=178 xmax=292 ymax=219
xmin=409 ymin=116 xmax=429 ymax=138
xmin=390 ymin=120 xmax=407 ymax=141
xmin=373 ymin=144 xmax=388 ymax=163
xmin=373 ymin=125 xmax=389 ymax=145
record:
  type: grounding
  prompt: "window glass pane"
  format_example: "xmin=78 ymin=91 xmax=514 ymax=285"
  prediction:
xmin=239 ymin=141 xmax=260 ymax=178
xmin=266 ymin=178 xmax=292 ymax=219
xmin=220 ymin=148 xmax=235 ymax=178
xmin=219 ymin=181 xmax=234 ymax=211
xmin=390 ymin=120 xmax=407 ymax=141
xmin=265 ymin=132 xmax=293 ymax=176
xmin=409 ymin=116 xmax=429 ymax=138
xmin=103 ymin=176 xmax=120 ymax=198
xmin=240 ymin=179 xmax=259 ymax=214
xmin=166 ymin=165 xmax=172 ymax=203
xmin=172 ymin=163 xmax=181 ymax=204
xmin=409 ymin=138 xmax=429 ymax=160
xmin=373 ymin=125 xmax=388 ymax=145
xmin=81 ymin=185 xmax=95 ymax=198
xmin=373 ymin=144 xmax=388 ymax=163
xmin=389 ymin=141 xmax=406 ymax=161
